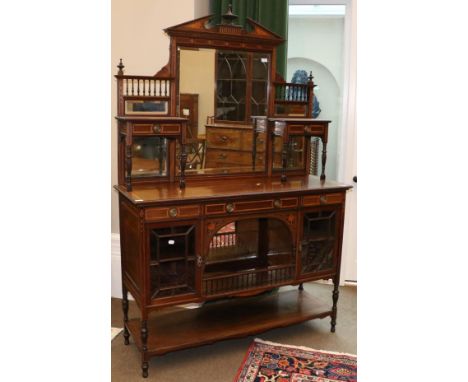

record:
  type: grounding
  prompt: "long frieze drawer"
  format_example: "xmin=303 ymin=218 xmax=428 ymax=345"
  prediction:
xmin=132 ymin=124 xmax=181 ymax=135
xmin=302 ymin=193 xmax=344 ymax=207
xmin=145 ymin=205 xmax=200 ymax=221
xmin=205 ymin=197 xmax=298 ymax=215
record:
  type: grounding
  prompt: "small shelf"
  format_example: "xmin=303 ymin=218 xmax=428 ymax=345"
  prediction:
xmin=126 ymin=290 xmax=332 ymax=357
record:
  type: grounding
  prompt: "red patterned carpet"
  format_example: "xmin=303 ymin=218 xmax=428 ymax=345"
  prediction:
xmin=234 ymin=339 xmax=357 ymax=382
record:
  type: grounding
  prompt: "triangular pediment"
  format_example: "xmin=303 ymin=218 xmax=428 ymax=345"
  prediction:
xmin=164 ymin=15 xmax=284 ymax=45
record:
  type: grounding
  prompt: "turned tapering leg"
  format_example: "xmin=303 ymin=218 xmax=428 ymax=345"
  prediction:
xmin=141 ymin=320 xmax=149 ymax=377
xmin=298 ymin=283 xmax=304 ymax=291
xmin=320 ymin=140 xmax=327 ymax=180
xmin=331 ymin=279 xmax=339 ymax=332
xmin=122 ymin=285 xmax=130 ymax=345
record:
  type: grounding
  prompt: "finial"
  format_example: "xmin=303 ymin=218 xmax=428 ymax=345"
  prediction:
xmin=222 ymin=3 xmax=238 ymax=25
xmin=117 ymin=58 xmax=125 ymax=75
xmin=308 ymin=71 xmax=314 ymax=82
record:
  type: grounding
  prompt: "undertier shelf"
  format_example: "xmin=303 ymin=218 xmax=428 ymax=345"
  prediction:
xmin=126 ymin=290 xmax=332 ymax=356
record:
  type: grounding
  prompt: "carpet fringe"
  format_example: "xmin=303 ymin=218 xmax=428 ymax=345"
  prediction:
xmin=253 ymin=338 xmax=356 ymax=358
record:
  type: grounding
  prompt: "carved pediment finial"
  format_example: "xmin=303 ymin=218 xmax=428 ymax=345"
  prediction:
xmin=222 ymin=3 xmax=238 ymax=25
xmin=117 ymin=58 xmax=125 ymax=75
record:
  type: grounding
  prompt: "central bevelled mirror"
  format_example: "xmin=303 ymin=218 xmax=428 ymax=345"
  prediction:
xmin=177 ymin=47 xmax=270 ymax=175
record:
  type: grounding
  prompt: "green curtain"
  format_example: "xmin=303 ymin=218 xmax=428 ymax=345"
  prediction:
xmin=210 ymin=0 xmax=288 ymax=78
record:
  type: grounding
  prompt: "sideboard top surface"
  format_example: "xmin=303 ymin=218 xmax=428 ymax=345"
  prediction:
xmin=114 ymin=175 xmax=352 ymax=205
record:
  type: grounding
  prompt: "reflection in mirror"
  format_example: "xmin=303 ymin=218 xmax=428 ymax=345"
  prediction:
xmin=178 ymin=47 xmax=270 ymax=175
xmin=131 ymin=137 xmax=168 ymax=177
xmin=273 ymin=136 xmax=306 ymax=170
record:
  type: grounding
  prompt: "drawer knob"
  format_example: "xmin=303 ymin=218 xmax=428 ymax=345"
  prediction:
xmin=168 ymin=207 xmax=178 ymax=217
xmin=220 ymin=135 xmax=229 ymax=142
xmin=153 ymin=124 xmax=161 ymax=133
xmin=196 ymin=255 xmax=204 ymax=268
xmin=226 ymin=203 xmax=234 ymax=213
xmin=274 ymin=199 xmax=281 ymax=208
xmin=218 ymin=153 xmax=227 ymax=160
xmin=320 ymin=195 xmax=327 ymax=204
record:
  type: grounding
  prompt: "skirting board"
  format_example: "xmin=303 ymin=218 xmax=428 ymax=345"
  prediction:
xmin=111 ymin=234 xmax=355 ymax=299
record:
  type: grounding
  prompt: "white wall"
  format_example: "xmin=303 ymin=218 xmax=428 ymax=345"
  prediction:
xmin=111 ymin=0 xmax=200 ymax=234
xmin=287 ymin=16 xmax=344 ymax=181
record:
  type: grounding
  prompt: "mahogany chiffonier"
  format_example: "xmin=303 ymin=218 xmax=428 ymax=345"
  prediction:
xmin=114 ymin=7 xmax=351 ymax=378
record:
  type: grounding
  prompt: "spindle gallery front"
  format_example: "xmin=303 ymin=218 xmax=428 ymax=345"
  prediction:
xmin=114 ymin=9 xmax=351 ymax=378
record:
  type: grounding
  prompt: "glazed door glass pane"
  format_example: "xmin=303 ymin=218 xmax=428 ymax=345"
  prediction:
xmin=301 ymin=210 xmax=337 ymax=274
xmin=149 ymin=225 xmax=196 ymax=298
xmin=273 ymin=136 xmax=306 ymax=170
xmin=203 ymin=218 xmax=294 ymax=296
xmin=132 ymin=137 xmax=168 ymax=177
xmin=216 ymin=51 xmax=247 ymax=121
xmin=251 ymin=53 xmax=269 ymax=117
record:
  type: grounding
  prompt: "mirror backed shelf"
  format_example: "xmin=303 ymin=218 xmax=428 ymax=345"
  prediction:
xmin=115 ymin=15 xmax=329 ymax=188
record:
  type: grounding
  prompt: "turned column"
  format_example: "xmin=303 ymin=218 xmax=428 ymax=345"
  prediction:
xmin=122 ymin=285 xmax=130 ymax=345
xmin=141 ymin=320 xmax=149 ymax=377
xmin=331 ymin=277 xmax=340 ymax=332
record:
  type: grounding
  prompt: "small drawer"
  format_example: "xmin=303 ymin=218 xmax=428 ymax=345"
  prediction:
xmin=206 ymin=128 xmax=242 ymax=150
xmin=302 ymin=193 xmax=344 ymax=207
xmin=288 ymin=124 xmax=306 ymax=135
xmin=132 ymin=123 xmax=181 ymax=135
xmin=145 ymin=204 xmax=200 ymax=221
xmin=205 ymin=149 xmax=265 ymax=168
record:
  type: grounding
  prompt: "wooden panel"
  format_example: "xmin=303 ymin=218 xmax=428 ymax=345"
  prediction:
xmin=133 ymin=124 xmax=153 ymax=134
xmin=205 ymin=149 xmax=264 ymax=168
xmin=306 ymin=125 xmax=326 ymax=135
xmin=288 ymin=124 xmax=306 ymax=135
xmin=205 ymin=203 xmax=226 ymax=215
xmin=206 ymin=127 xmax=242 ymax=150
xmin=302 ymin=193 xmax=344 ymax=207
xmin=234 ymin=199 xmax=273 ymax=212
xmin=119 ymin=201 xmax=141 ymax=292
xmin=126 ymin=290 xmax=331 ymax=356
xmin=145 ymin=204 xmax=200 ymax=221
xmin=279 ymin=197 xmax=298 ymax=208
xmin=160 ymin=124 xmax=181 ymax=134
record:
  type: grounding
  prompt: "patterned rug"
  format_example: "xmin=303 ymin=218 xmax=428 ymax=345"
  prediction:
xmin=234 ymin=339 xmax=357 ymax=382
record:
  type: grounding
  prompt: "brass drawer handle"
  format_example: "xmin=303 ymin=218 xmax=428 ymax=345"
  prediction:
xmin=219 ymin=135 xmax=229 ymax=142
xmin=153 ymin=124 xmax=161 ymax=133
xmin=320 ymin=195 xmax=327 ymax=204
xmin=218 ymin=153 xmax=227 ymax=160
xmin=226 ymin=203 xmax=234 ymax=213
xmin=168 ymin=207 xmax=178 ymax=217
xmin=274 ymin=199 xmax=281 ymax=208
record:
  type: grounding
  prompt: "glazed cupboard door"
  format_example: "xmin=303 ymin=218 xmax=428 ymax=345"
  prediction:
xmin=147 ymin=220 xmax=200 ymax=303
xmin=299 ymin=206 xmax=342 ymax=279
